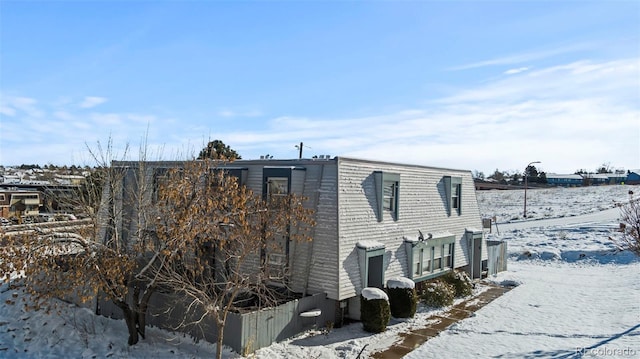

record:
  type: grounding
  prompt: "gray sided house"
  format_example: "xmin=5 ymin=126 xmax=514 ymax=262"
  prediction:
xmin=100 ymin=156 xmax=487 ymax=352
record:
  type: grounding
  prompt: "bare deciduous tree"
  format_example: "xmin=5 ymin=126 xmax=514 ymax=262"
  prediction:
xmin=0 ymin=143 xmax=315 ymax=355
xmin=0 ymin=138 xmax=168 ymax=346
xmin=144 ymin=159 xmax=315 ymax=359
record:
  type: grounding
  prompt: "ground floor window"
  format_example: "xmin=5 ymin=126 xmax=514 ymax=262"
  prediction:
xmin=264 ymin=233 xmax=289 ymax=282
xmin=405 ymin=233 xmax=455 ymax=282
xmin=443 ymin=243 xmax=453 ymax=268
xmin=413 ymin=248 xmax=423 ymax=276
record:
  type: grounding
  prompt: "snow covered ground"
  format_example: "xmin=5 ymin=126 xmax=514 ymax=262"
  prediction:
xmin=406 ymin=262 xmax=639 ymax=359
xmin=1 ymin=184 xmax=638 ymax=358
xmin=476 ymin=184 xmax=635 ymax=223
xmin=406 ymin=185 xmax=640 ymax=359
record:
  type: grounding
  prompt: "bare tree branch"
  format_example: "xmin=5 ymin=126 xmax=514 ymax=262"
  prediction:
xmin=610 ymin=191 xmax=640 ymax=255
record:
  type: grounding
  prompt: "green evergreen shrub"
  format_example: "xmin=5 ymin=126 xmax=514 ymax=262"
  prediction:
xmin=419 ymin=281 xmax=455 ymax=308
xmin=360 ymin=287 xmax=391 ymax=333
xmin=386 ymin=277 xmax=417 ymax=318
xmin=440 ymin=270 xmax=473 ymax=298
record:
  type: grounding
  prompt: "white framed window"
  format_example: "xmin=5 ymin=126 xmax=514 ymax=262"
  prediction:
xmin=433 ymin=245 xmax=442 ymax=271
xmin=404 ymin=233 xmax=455 ymax=282
xmin=266 ymin=252 xmax=287 ymax=280
xmin=444 ymin=176 xmax=462 ymax=216
xmin=444 ymin=243 xmax=454 ymax=268
xmin=267 ymin=177 xmax=289 ymax=199
xmin=413 ymin=248 xmax=422 ymax=276
xmin=452 ymin=183 xmax=460 ymax=210
xmin=374 ymin=171 xmax=400 ymax=221
xmin=422 ymin=251 xmax=431 ymax=274
xmin=383 ymin=180 xmax=398 ymax=212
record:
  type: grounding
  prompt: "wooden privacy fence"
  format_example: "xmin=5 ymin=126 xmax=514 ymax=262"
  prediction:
xmin=225 ymin=292 xmax=333 ymax=354
xmin=486 ymin=240 xmax=508 ymax=276
xmin=97 ymin=291 xmax=333 ymax=355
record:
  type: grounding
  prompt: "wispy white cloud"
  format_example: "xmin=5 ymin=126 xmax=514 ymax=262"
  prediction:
xmin=439 ymin=59 xmax=639 ymax=105
xmin=0 ymin=105 xmax=16 ymax=117
xmin=0 ymin=96 xmax=43 ymax=118
xmin=504 ymin=67 xmax=530 ymax=75
xmin=1 ymin=57 xmax=638 ymax=173
xmin=79 ymin=96 xmax=107 ymax=109
xmin=217 ymin=109 xmax=263 ymax=118
xmin=90 ymin=113 xmax=122 ymax=126
xmin=127 ymin=114 xmax=156 ymax=123
xmin=216 ymin=58 xmax=639 ymax=173
xmin=449 ymin=43 xmax=593 ymax=71
xmin=53 ymin=111 xmax=74 ymax=121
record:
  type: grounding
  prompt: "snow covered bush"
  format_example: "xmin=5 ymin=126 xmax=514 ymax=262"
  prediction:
xmin=386 ymin=277 xmax=417 ymax=318
xmin=360 ymin=287 xmax=391 ymax=333
xmin=440 ymin=270 xmax=473 ymax=298
xmin=419 ymin=281 xmax=455 ymax=308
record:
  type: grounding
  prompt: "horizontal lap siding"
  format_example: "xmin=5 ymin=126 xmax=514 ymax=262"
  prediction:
xmin=115 ymin=159 xmax=481 ymax=305
xmin=241 ymin=161 xmax=340 ymax=300
xmin=463 ymin=176 xmax=487 ymax=261
xmin=300 ymin=164 xmax=339 ymax=299
xmin=236 ymin=164 xmax=267 ymax=278
xmin=288 ymin=167 xmax=309 ymax=291
xmin=287 ymin=165 xmax=318 ymax=293
xmin=337 ymin=158 xmax=482 ymax=301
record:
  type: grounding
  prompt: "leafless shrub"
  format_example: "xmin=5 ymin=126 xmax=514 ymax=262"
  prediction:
xmin=610 ymin=192 xmax=640 ymax=255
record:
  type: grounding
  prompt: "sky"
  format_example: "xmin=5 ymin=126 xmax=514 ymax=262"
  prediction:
xmin=1 ymin=1 xmax=639 ymax=175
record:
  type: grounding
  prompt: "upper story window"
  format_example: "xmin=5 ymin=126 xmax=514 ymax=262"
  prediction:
xmin=152 ymin=168 xmax=170 ymax=203
xmin=262 ymin=166 xmax=305 ymax=201
xmin=383 ymin=180 xmax=398 ymax=212
xmin=452 ymin=183 xmax=460 ymax=210
xmin=212 ymin=167 xmax=248 ymax=188
xmin=374 ymin=171 xmax=400 ymax=221
xmin=261 ymin=166 xmax=305 ymax=285
xmin=267 ymin=177 xmax=289 ymax=199
xmin=443 ymin=176 xmax=462 ymax=216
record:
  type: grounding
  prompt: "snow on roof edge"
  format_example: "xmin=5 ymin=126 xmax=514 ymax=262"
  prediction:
xmin=356 ymin=240 xmax=385 ymax=250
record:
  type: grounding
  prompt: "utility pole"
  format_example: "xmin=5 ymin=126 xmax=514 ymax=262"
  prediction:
xmin=295 ymin=142 xmax=310 ymax=159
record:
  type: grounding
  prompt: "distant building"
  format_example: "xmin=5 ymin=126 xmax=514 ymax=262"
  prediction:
xmin=590 ymin=174 xmax=610 ymax=186
xmin=1 ymin=174 xmax=21 ymax=184
xmin=54 ymin=174 xmax=86 ymax=186
xmin=627 ymin=170 xmax=640 ymax=184
xmin=546 ymin=174 xmax=583 ymax=187
xmin=0 ymin=189 xmax=43 ymax=219
xmin=604 ymin=173 xmax=627 ymax=185
xmin=547 ymin=172 xmax=631 ymax=187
